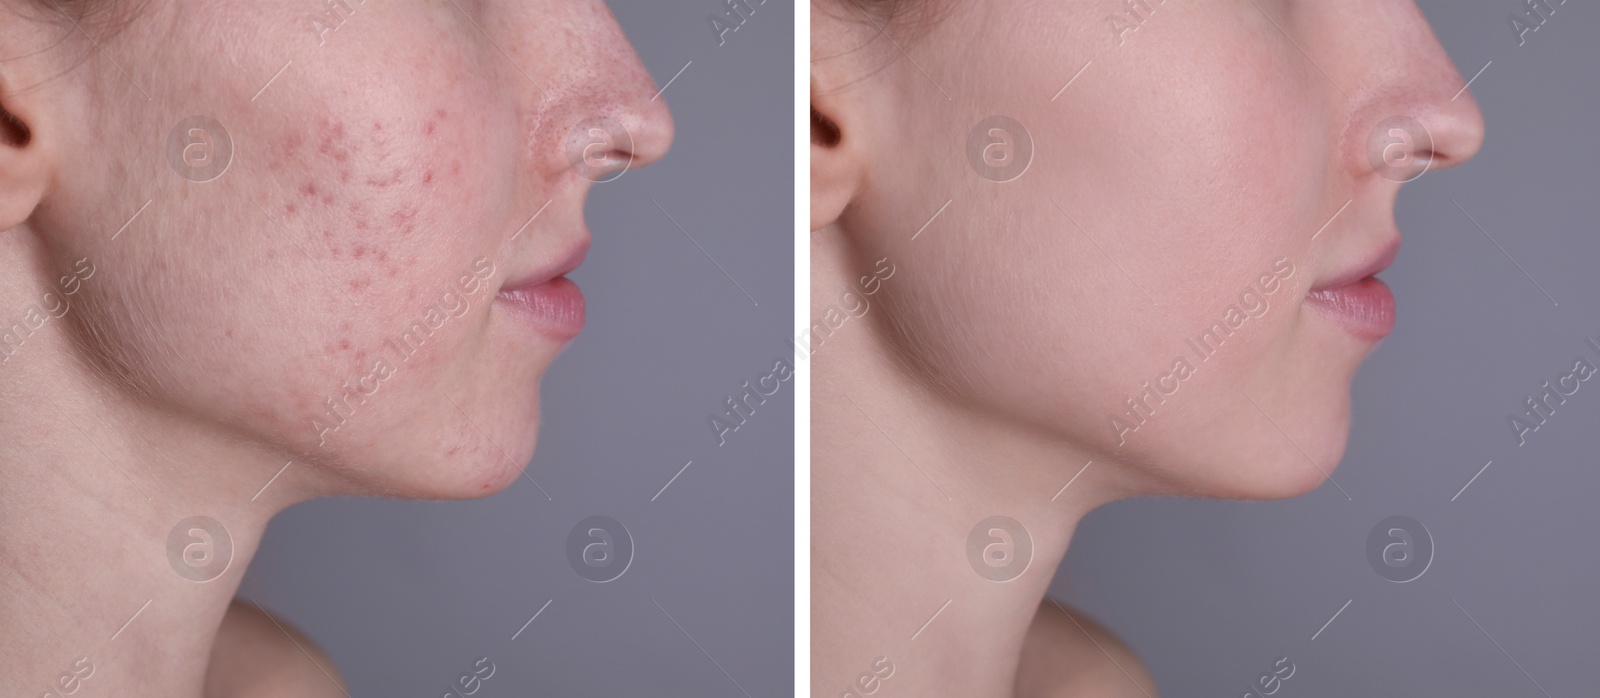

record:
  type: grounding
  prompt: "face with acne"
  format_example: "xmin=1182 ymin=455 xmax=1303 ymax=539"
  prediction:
xmin=12 ymin=0 xmax=672 ymax=497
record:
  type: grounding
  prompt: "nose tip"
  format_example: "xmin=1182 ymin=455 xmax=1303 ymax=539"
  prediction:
xmin=1350 ymin=67 xmax=1486 ymax=183
xmin=554 ymin=88 xmax=673 ymax=183
xmin=617 ymin=93 xmax=674 ymax=171
xmin=1421 ymin=90 xmax=1485 ymax=172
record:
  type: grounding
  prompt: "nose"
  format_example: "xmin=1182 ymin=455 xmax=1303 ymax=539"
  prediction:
xmin=1341 ymin=1 xmax=1485 ymax=180
xmin=504 ymin=0 xmax=675 ymax=182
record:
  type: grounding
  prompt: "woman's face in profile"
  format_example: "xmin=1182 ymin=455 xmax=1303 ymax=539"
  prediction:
xmin=829 ymin=0 xmax=1482 ymax=497
xmin=22 ymin=0 xmax=671 ymax=498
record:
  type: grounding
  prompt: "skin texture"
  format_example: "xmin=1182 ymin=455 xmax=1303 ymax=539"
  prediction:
xmin=811 ymin=0 xmax=1482 ymax=695
xmin=0 ymin=0 xmax=670 ymax=695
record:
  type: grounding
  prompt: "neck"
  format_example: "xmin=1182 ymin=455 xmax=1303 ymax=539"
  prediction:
xmin=0 ymin=317 xmax=319 ymax=696
xmin=809 ymin=241 xmax=1141 ymax=697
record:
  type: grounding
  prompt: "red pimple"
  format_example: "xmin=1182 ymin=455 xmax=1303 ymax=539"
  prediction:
xmin=318 ymin=120 xmax=352 ymax=162
xmin=422 ymin=170 xmax=434 ymax=185
xmin=300 ymin=183 xmax=318 ymax=197
xmin=424 ymin=121 xmax=437 ymax=136
xmin=339 ymin=339 xmax=351 ymax=351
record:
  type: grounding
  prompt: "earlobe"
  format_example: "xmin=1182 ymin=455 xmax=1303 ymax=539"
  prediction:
xmin=810 ymin=82 xmax=863 ymax=233
xmin=0 ymin=77 xmax=53 ymax=233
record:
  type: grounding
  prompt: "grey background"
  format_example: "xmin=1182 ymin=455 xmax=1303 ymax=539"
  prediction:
xmin=1050 ymin=1 xmax=1600 ymax=695
xmin=240 ymin=2 xmax=794 ymax=696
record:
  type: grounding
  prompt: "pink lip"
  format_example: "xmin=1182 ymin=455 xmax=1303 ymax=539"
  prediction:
xmin=1307 ymin=277 xmax=1395 ymax=341
xmin=1308 ymin=238 xmax=1400 ymax=341
xmin=496 ymin=240 xmax=589 ymax=340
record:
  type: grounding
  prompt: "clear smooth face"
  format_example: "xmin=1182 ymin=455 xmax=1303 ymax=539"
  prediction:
xmin=10 ymin=0 xmax=672 ymax=497
xmin=825 ymin=0 xmax=1483 ymax=498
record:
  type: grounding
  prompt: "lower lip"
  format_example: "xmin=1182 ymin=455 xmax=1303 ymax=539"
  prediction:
xmin=1307 ymin=277 xmax=1395 ymax=341
xmin=495 ymin=278 xmax=586 ymax=340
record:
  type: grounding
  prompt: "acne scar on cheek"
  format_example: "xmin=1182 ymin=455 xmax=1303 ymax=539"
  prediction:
xmin=318 ymin=118 xmax=353 ymax=163
xmin=423 ymin=108 xmax=449 ymax=136
xmin=390 ymin=207 xmax=419 ymax=232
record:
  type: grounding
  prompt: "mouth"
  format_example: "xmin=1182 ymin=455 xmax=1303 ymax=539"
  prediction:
xmin=1306 ymin=237 xmax=1399 ymax=341
xmin=495 ymin=238 xmax=590 ymax=341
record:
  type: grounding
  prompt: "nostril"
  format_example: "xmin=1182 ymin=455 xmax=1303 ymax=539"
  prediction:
xmin=0 ymin=108 xmax=30 ymax=148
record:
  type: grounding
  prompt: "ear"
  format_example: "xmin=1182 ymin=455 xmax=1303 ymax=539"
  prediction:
xmin=810 ymin=75 xmax=865 ymax=233
xmin=0 ymin=73 xmax=53 ymax=233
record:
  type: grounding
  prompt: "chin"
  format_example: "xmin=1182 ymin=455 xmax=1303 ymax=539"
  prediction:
xmin=1125 ymin=390 xmax=1354 ymax=502
xmin=1234 ymin=395 xmax=1354 ymax=501
xmin=326 ymin=401 xmax=544 ymax=501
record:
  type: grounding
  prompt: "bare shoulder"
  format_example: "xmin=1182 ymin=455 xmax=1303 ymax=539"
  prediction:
xmin=1014 ymin=600 xmax=1159 ymax=698
xmin=205 ymin=600 xmax=348 ymax=698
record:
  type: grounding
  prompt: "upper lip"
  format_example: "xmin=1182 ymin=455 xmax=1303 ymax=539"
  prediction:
xmin=499 ymin=238 xmax=590 ymax=292
xmin=1311 ymin=237 xmax=1400 ymax=292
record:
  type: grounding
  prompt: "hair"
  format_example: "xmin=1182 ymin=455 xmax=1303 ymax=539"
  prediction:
xmin=3 ymin=0 xmax=152 ymax=98
xmin=827 ymin=0 xmax=951 ymax=39
xmin=19 ymin=0 xmax=150 ymax=39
